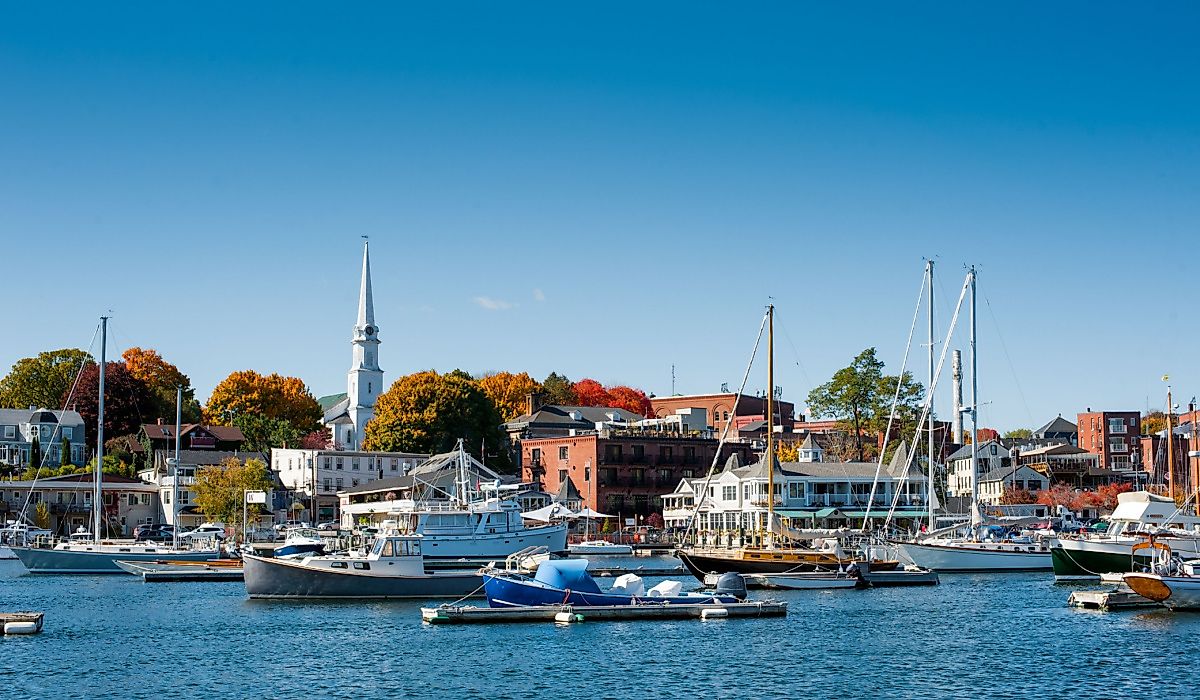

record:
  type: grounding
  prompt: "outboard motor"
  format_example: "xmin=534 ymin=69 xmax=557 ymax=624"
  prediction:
xmin=714 ymin=572 xmax=747 ymax=601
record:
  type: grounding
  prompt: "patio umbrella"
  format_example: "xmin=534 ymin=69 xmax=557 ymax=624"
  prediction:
xmin=575 ymin=507 xmax=616 ymax=519
xmin=520 ymin=503 xmax=578 ymax=521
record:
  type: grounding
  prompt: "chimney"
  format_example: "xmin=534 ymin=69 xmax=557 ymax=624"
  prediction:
xmin=157 ymin=418 xmax=164 ymax=425
xmin=952 ymin=350 xmax=964 ymax=444
xmin=526 ymin=391 xmax=545 ymax=415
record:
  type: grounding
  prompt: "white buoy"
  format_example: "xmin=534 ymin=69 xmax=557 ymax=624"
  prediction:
xmin=554 ymin=611 xmax=583 ymax=624
xmin=700 ymin=608 xmax=728 ymax=620
xmin=4 ymin=621 xmax=39 ymax=635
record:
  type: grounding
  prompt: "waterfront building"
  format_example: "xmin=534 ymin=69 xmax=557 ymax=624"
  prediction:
xmin=976 ymin=464 xmax=1050 ymax=505
xmin=520 ymin=421 xmax=752 ymax=520
xmin=139 ymin=421 xmax=246 ymax=455
xmin=504 ymin=401 xmax=646 ymax=442
xmin=1138 ymin=423 xmax=1198 ymax=489
xmin=1033 ymin=414 xmax=1078 ymax=445
xmin=1077 ymin=410 xmax=1140 ymax=470
xmin=649 ymin=392 xmax=796 ymax=437
xmin=1012 ymin=443 xmax=1120 ymax=489
xmin=0 ymin=473 xmax=158 ymax=536
xmin=271 ymin=447 xmax=427 ymax=523
xmin=138 ymin=449 xmax=266 ymax=529
xmin=0 ymin=408 xmax=88 ymax=469
xmin=661 ymin=441 xmax=928 ymax=533
xmin=318 ymin=240 xmax=383 ymax=451
xmin=945 ymin=440 xmax=1011 ymax=497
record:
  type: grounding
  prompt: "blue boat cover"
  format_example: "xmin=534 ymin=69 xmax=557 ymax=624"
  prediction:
xmin=533 ymin=559 xmax=602 ymax=593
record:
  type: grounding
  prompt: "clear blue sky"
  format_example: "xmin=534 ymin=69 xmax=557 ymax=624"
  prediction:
xmin=2 ymin=3 xmax=1198 ymax=431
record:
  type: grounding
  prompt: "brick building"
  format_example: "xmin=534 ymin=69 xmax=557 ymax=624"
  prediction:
xmin=1077 ymin=411 xmax=1140 ymax=470
xmin=521 ymin=429 xmax=753 ymax=519
xmin=649 ymin=393 xmax=795 ymax=436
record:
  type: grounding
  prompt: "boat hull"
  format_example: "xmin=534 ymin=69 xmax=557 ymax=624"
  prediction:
xmin=481 ymin=572 xmax=738 ymax=608
xmin=745 ymin=573 xmax=860 ymax=590
xmin=420 ymin=524 xmax=568 ymax=561
xmin=1051 ymin=537 xmax=1200 ymax=580
xmin=567 ymin=543 xmax=634 ymax=555
xmin=895 ymin=542 xmax=1051 ymax=572
xmin=676 ymin=549 xmax=845 ymax=580
xmin=12 ymin=546 xmax=219 ymax=574
xmin=1124 ymin=573 xmax=1200 ymax=609
xmin=242 ymin=554 xmax=482 ymax=599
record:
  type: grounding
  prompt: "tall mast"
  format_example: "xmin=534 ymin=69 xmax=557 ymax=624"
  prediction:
xmin=926 ymin=260 xmax=935 ymax=530
xmin=94 ymin=316 xmax=108 ymax=543
xmin=1166 ymin=383 xmax=1175 ymax=502
xmin=968 ymin=268 xmax=980 ymax=533
xmin=766 ymin=304 xmax=775 ymax=542
xmin=173 ymin=385 xmax=181 ymax=550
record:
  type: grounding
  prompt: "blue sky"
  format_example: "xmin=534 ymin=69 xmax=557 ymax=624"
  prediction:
xmin=2 ymin=3 xmax=1198 ymax=430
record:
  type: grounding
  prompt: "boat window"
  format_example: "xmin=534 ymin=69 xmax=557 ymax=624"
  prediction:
xmin=353 ymin=562 xmax=370 ymax=570
xmin=381 ymin=540 xmax=395 ymax=557
xmin=371 ymin=539 xmax=386 ymax=557
xmin=331 ymin=562 xmax=348 ymax=569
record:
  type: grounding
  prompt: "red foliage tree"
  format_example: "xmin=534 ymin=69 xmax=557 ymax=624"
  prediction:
xmin=301 ymin=427 xmax=333 ymax=450
xmin=976 ymin=428 xmax=1000 ymax=443
xmin=572 ymin=379 xmax=613 ymax=408
xmin=65 ymin=362 xmax=155 ymax=448
xmin=606 ymin=386 xmax=653 ymax=417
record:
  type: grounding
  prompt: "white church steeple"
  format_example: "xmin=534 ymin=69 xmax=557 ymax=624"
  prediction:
xmin=346 ymin=239 xmax=383 ymax=449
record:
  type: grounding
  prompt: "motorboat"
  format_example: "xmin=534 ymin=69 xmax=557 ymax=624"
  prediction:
xmin=895 ymin=534 xmax=1052 ymax=573
xmin=274 ymin=528 xmax=327 ymax=559
xmin=116 ymin=558 xmax=244 ymax=582
xmin=0 ymin=521 xmax=51 ymax=561
xmin=242 ymin=532 xmax=481 ymax=599
xmin=1050 ymin=491 xmax=1200 ymax=580
xmin=743 ymin=570 xmax=860 ymax=590
xmin=567 ymin=540 xmax=633 ymax=556
xmin=482 ymin=559 xmax=745 ymax=608
xmin=1123 ymin=538 xmax=1200 ymax=610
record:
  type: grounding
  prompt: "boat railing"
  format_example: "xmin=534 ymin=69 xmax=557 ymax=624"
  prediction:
xmin=503 ymin=545 xmax=549 ymax=573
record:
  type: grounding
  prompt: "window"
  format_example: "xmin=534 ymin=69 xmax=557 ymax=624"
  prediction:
xmin=1108 ymin=418 xmax=1127 ymax=434
xmin=178 ymin=492 xmax=189 ymax=504
xmin=559 ymin=446 xmax=569 ymax=460
xmin=140 ymin=494 xmax=151 ymax=505
xmin=722 ymin=485 xmax=737 ymax=501
xmin=324 ymin=457 xmax=332 ymax=469
xmin=1109 ymin=438 xmax=1127 ymax=453
xmin=990 ymin=445 xmax=997 ymax=455
xmin=62 ymin=427 xmax=73 ymax=440
xmin=323 ymin=478 xmax=332 ymax=492
xmin=352 ymin=478 xmax=359 ymax=487
xmin=352 ymin=458 xmax=360 ymax=470
xmin=631 ymin=468 xmax=645 ymax=485
xmin=723 ymin=412 xmax=730 ymax=421
xmin=336 ymin=457 xmax=344 ymax=470
xmin=605 ymin=445 xmax=623 ymax=462
xmin=632 ymin=445 xmax=645 ymax=460
xmin=381 ymin=540 xmax=394 ymax=557
xmin=531 ymin=448 xmax=542 ymax=465
xmin=682 ymin=469 xmax=695 ymax=478
xmin=335 ymin=478 xmax=344 ymax=490
xmin=390 ymin=459 xmax=398 ymax=472
xmin=164 ymin=492 xmax=171 ymax=505
xmin=659 ymin=447 xmax=673 ymax=463
xmin=128 ymin=494 xmax=137 ymax=506
xmin=2 ymin=426 xmax=13 ymax=439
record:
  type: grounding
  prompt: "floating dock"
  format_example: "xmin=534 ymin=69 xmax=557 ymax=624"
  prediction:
xmin=1068 ymin=586 xmax=1160 ymax=611
xmin=421 ymin=600 xmax=787 ymax=624
xmin=1 ymin=612 xmax=44 ymax=635
xmin=588 ymin=565 xmax=685 ymax=577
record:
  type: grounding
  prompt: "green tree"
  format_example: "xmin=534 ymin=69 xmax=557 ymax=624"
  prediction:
xmin=60 ymin=436 xmax=70 ymax=467
xmin=1004 ymin=428 xmax=1033 ymax=440
xmin=85 ymin=454 xmax=136 ymax=479
xmin=232 ymin=413 xmax=304 ymax=453
xmin=364 ymin=370 xmax=512 ymax=471
xmin=806 ymin=348 xmax=924 ymax=462
xmin=34 ymin=501 xmax=50 ymax=529
xmin=0 ymin=349 xmax=95 ymax=410
xmin=193 ymin=457 xmax=273 ymax=540
xmin=541 ymin=372 xmax=577 ymax=405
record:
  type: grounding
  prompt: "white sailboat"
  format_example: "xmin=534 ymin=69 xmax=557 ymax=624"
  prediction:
xmin=895 ymin=268 xmax=1052 ymax=572
xmin=12 ymin=317 xmax=219 ymax=574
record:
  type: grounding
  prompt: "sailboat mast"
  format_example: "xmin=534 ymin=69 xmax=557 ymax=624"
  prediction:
xmin=927 ymin=260 xmax=935 ymax=530
xmin=94 ymin=316 xmax=108 ymax=543
xmin=968 ymin=268 xmax=979 ymax=532
xmin=173 ymin=385 xmax=181 ymax=550
xmin=1166 ymin=384 xmax=1175 ymax=502
xmin=766 ymin=304 xmax=775 ymax=539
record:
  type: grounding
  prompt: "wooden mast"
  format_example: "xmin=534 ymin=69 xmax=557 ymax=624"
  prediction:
xmin=766 ymin=304 xmax=775 ymax=543
xmin=1167 ymin=382 xmax=1175 ymax=502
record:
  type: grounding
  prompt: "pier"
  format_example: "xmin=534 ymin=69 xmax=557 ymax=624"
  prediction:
xmin=1067 ymin=586 xmax=1160 ymax=611
xmin=421 ymin=601 xmax=787 ymax=624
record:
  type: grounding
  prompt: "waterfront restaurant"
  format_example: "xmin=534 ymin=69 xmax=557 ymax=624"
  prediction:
xmin=661 ymin=440 xmax=928 ymax=543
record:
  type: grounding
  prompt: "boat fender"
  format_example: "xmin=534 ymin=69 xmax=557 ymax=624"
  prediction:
xmin=554 ymin=612 xmax=583 ymax=624
xmin=700 ymin=608 xmax=728 ymax=620
xmin=4 ymin=621 xmax=39 ymax=635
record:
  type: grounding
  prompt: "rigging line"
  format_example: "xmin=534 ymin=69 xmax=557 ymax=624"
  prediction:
xmin=982 ymin=293 xmax=1034 ymax=427
xmin=774 ymin=311 xmax=813 ymax=394
xmin=678 ymin=308 xmax=769 ymax=547
xmin=862 ymin=269 xmax=927 ymax=528
xmin=17 ymin=322 xmax=102 ymax=527
xmin=881 ymin=272 xmax=971 ymax=529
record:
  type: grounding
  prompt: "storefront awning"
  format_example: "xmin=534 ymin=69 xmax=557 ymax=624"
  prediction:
xmin=776 ymin=510 xmax=816 ymax=519
xmin=842 ymin=509 xmax=927 ymax=518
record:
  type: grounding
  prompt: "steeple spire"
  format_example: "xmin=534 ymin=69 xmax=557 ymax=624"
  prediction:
xmin=357 ymin=238 xmax=374 ymax=328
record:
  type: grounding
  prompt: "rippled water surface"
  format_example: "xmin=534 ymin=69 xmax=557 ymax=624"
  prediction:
xmin=1 ymin=556 xmax=1196 ymax=699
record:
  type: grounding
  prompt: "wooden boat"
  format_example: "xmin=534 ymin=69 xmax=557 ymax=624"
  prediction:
xmin=744 ymin=571 xmax=860 ymax=590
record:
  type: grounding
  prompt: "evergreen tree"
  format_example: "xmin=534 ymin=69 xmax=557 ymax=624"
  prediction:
xmin=29 ymin=435 xmax=41 ymax=469
xmin=60 ymin=435 xmax=71 ymax=466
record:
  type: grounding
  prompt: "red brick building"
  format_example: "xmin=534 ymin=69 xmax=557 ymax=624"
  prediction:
xmin=1077 ymin=411 xmax=1140 ymax=470
xmin=521 ymin=431 xmax=753 ymax=519
xmin=650 ymin=393 xmax=795 ymax=436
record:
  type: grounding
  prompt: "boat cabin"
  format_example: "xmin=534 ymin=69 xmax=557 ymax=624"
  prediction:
xmin=298 ymin=534 xmax=427 ymax=576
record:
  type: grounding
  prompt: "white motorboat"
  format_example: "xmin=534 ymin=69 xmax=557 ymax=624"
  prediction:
xmin=744 ymin=571 xmax=860 ymax=590
xmin=1123 ymin=538 xmax=1200 ymax=610
xmin=1051 ymin=494 xmax=1200 ymax=580
xmin=274 ymin=528 xmax=327 ymax=559
xmin=567 ymin=540 xmax=634 ymax=556
xmin=896 ymin=538 xmax=1051 ymax=572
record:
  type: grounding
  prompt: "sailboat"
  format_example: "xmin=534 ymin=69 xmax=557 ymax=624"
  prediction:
xmin=11 ymin=317 xmax=219 ymax=574
xmin=894 ymin=268 xmax=1053 ymax=572
xmin=676 ymin=305 xmax=890 ymax=581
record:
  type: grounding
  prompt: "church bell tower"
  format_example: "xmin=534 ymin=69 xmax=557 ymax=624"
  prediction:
xmin=347 ymin=240 xmax=383 ymax=449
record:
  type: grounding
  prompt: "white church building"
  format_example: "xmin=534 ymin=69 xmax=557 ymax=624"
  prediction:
xmin=319 ymin=240 xmax=384 ymax=450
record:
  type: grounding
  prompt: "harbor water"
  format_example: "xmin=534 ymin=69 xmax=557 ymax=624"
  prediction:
xmin=1 ymin=557 xmax=1197 ymax=699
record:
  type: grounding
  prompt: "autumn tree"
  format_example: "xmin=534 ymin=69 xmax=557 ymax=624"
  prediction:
xmin=999 ymin=487 xmax=1037 ymax=505
xmin=193 ymin=457 xmax=273 ymax=540
xmin=363 ymin=370 xmax=511 ymax=471
xmin=477 ymin=371 xmax=541 ymax=421
xmin=204 ymin=370 xmax=321 ymax=437
xmin=776 ymin=441 xmax=800 ymax=462
xmin=1004 ymin=428 xmax=1033 ymax=440
xmin=68 ymin=362 xmax=155 ymax=448
xmin=806 ymin=348 xmax=924 ymax=462
xmin=122 ymin=347 xmax=202 ymax=423
xmin=541 ymin=372 xmax=577 ymax=405
xmin=607 ymin=386 xmax=653 ymax=417
xmin=1142 ymin=411 xmax=1167 ymax=435
xmin=0 ymin=348 xmax=95 ymax=410
xmin=301 ymin=427 xmax=333 ymax=450
xmin=1036 ymin=483 xmax=1083 ymax=513
xmin=572 ymin=379 xmax=613 ymax=408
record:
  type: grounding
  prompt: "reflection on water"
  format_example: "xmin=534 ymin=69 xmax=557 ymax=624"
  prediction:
xmin=0 ymin=556 xmax=1197 ymax=699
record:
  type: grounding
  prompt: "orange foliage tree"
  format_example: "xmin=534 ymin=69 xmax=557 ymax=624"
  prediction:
xmin=572 ymin=379 xmax=652 ymax=417
xmin=204 ymin=370 xmax=321 ymax=435
xmin=1000 ymin=487 xmax=1038 ymax=505
xmin=122 ymin=347 xmax=201 ymax=422
xmin=476 ymin=372 xmax=541 ymax=421
xmin=572 ymin=379 xmax=612 ymax=407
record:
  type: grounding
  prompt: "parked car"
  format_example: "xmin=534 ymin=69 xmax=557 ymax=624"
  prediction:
xmin=178 ymin=523 xmax=227 ymax=541
xmin=316 ymin=521 xmax=338 ymax=531
xmin=134 ymin=528 xmax=174 ymax=542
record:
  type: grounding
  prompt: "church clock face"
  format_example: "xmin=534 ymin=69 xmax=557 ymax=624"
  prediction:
xmin=364 ymin=325 xmax=375 ymax=336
